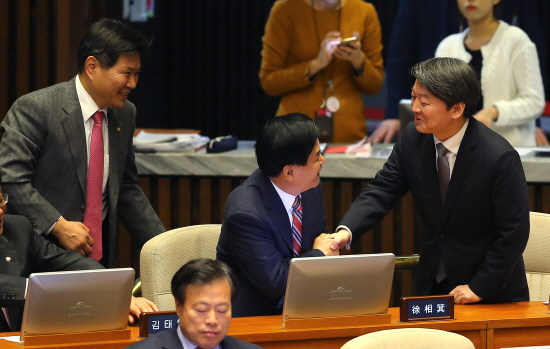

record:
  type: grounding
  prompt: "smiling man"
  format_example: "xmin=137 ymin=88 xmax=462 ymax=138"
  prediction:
xmin=0 ymin=19 xmax=165 ymax=267
xmin=334 ymin=57 xmax=530 ymax=305
xmin=216 ymin=113 xmax=345 ymax=317
xmin=125 ymin=259 xmax=262 ymax=349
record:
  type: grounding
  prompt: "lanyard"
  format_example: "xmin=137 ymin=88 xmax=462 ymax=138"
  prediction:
xmin=311 ymin=0 xmax=342 ymax=108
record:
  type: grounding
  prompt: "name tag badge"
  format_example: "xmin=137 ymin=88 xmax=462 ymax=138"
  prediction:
xmin=400 ymin=295 xmax=454 ymax=322
xmin=139 ymin=311 xmax=179 ymax=337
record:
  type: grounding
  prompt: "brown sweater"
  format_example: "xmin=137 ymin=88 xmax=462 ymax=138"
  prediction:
xmin=260 ymin=0 xmax=384 ymax=142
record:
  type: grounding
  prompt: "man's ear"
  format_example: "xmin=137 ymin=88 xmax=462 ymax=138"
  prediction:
xmin=282 ymin=165 xmax=294 ymax=182
xmin=85 ymin=56 xmax=100 ymax=80
xmin=451 ymin=102 xmax=466 ymax=120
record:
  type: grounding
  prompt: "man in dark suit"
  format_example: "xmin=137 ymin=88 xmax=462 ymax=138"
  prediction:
xmin=126 ymin=259 xmax=263 ymax=349
xmin=0 ymin=180 xmax=158 ymax=332
xmin=216 ymin=113 xmax=346 ymax=317
xmin=0 ymin=19 xmax=165 ymax=266
xmin=335 ymin=58 xmax=530 ymax=304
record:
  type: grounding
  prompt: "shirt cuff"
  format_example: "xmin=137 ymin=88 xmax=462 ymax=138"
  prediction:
xmin=46 ymin=216 xmax=63 ymax=235
xmin=335 ymin=225 xmax=353 ymax=250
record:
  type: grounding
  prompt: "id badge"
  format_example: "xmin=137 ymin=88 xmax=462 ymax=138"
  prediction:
xmin=314 ymin=109 xmax=334 ymax=140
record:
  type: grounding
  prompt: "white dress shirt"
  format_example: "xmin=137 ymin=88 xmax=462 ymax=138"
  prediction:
xmin=270 ymin=180 xmax=300 ymax=227
xmin=75 ymin=75 xmax=109 ymax=220
xmin=434 ymin=118 xmax=469 ymax=177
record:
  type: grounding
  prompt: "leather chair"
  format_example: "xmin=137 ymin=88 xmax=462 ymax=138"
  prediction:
xmin=340 ymin=328 xmax=475 ymax=349
xmin=524 ymin=212 xmax=550 ymax=301
xmin=140 ymin=224 xmax=221 ymax=310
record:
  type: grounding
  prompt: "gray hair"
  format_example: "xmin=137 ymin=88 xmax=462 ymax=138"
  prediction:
xmin=411 ymin=57 xmax=480 ymax=119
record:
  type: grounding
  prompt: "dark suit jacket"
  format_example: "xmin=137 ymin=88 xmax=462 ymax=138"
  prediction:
xmin=340 ymin=119 xmax=530 ymax=302
xmin=0 ymin=78 xmax=166 ymax=266
xmin=125 ymin=327 xmax=264 ymax=349
xmin=0 ymin=214 xmax=102 ymax=332
xmin=216 ymin=169 xmax=327 ymax=317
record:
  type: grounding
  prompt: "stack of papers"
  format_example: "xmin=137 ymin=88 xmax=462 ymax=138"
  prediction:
xmin=134 ymin=130 xmax=210 ymax=152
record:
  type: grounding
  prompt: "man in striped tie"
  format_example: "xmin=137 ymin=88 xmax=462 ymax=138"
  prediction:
xmin=216 ymin=113 xmax=349 ymax=317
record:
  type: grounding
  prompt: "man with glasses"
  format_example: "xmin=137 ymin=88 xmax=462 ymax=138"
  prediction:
xmin=0 ymin=178 xmax=158 ymax=332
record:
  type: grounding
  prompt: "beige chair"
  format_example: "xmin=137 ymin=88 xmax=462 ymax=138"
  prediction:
xmin=524 ymin=212 xmax=550 ymax=301
xmin=340 ymin=328 xmax=474 ymax=349
xmin=140 ymin=224 xmax=221 ymax=310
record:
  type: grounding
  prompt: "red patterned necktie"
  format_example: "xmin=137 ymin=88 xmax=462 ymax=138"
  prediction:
xmin=291 ymin=196 xmax=303 ymax=257
xmin=84 ymin=111 xmax=104 ymax=261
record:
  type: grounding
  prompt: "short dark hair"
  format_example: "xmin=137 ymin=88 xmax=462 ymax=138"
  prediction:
xmin=411 ymin=57 xmax=480 ymax=119
xmin=171 ymin=259 xmax=237 ymax=305
xmin=77 ymin=18 xmax=151 ymax=73
xmin=255 ymin=113 xmax=319 ymax=177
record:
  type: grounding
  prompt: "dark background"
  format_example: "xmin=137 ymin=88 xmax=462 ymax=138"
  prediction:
xmin=1 ymin=0 xmax=548 ymax=140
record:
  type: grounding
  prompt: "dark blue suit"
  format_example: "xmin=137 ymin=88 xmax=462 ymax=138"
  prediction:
xmin=125 ymin=327 xmax=263 ymax=349
xmin=216 ymin=169 xmax=327 ymax=317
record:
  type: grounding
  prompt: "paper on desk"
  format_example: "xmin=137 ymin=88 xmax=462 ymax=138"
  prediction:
xmin=0 ymin=335 xmax=21 ymax=342
xmin=325 ymin=137 xmax=372 ymax=155
xmin=134 ymin=130 xmax=209 ymax=152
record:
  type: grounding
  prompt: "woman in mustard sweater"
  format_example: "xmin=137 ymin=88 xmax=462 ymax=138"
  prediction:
xmin=260 ymin=0 xmax=384 ymax=143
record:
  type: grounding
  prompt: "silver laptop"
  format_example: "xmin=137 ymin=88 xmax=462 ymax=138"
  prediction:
xmin=282 ymin=253 xmax=395 ymax=325
xmin=20 ymin=268 xmax=135 ymax=341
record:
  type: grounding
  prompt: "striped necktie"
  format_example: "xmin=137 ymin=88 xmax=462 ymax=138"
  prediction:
xmin=291 ymin=196 xmax=303 ymax=257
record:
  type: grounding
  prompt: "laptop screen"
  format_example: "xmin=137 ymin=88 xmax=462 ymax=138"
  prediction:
xmin=282 ymin=253 xmax=395 ymax=325
xmin=20 ymin=268 xmax=134 ymax=341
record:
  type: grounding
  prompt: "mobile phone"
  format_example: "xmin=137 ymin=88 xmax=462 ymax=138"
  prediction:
xmin=338 ymin=36 xmax=358 ymax=47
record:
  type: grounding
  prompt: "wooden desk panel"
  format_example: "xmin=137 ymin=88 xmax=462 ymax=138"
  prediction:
xmin=2 ymin=302 xmax=550 ymax=349
xmin=226 ymin=307 xmax=488 ymax=349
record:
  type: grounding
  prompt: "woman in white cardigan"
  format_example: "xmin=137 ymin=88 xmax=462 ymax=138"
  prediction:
xmin=435 ymin=0 xmax=545 ymax=147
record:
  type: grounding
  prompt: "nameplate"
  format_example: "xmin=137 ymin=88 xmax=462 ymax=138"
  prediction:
xmin=139 ymin=311 xmax=179 ymax=337
xmin=400 ymin=295 xmax=454 ymax=322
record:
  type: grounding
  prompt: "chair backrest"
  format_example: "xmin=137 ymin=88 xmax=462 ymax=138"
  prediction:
xmin=524 ymin=212 xmax=550 ymax=301
xmin=140 ymin=224 xmax=221 ymax=310
xmin=340 ymin=328 xmax=475 ymax=349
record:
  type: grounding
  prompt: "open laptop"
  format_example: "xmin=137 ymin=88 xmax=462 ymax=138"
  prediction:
xmin=282 ymin=253 xmax=395 ymax=325
xmin=398 ymin=99 xmax=414 ymax=134
xmin=20 ymin=268 xmax=135 ymax=342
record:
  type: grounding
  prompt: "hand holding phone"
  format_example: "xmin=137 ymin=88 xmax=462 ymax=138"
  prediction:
xmin=338 ymin=36 xmax=358 ymax=47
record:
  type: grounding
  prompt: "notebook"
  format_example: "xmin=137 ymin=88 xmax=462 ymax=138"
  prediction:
xmin=20 ymin=268 xmax=134 ymax=342
xmin=282 ymin=253 xmax=395 ymax=325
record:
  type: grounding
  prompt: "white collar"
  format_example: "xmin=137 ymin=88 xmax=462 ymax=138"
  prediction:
xmin=270 ymin=180 xmax=300 ymax=214
xmin=433 ymin=118 xmax=469 ymax=155
xmin=75 ymin=74 xmax=108 ymax=124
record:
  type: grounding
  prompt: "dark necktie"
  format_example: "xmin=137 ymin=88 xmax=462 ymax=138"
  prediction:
xmin=436 ymin=143 xmax=450 ymax=204
xmin=291 ymin=196 xmax=303 ymax=257
xmin=435 ymin=143 xmax=450 ymax=283
xmin=84 ymin=111 xmax=104 ymax=261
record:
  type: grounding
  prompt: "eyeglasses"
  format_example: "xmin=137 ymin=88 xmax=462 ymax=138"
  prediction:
xmin=0 ymin=192 xmax=8 ymax=207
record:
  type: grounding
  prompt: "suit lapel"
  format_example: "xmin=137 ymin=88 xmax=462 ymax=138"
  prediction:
xmin=300 ymin=192 xmax=315 ymax=251
xmin=0 ymin=237 xmax=20 ymax=277
xmin=420 ymin=135 xmax=443 ymax=219
xmin=439 ymin=120 xmax=477 ymax=227
xmin=257 ymin=172 xmax=294 ymax=254
xmin=107 ymin=109 xmax=120 ymax=197
xmin=60 ymin=79 xmax=87 ymax=199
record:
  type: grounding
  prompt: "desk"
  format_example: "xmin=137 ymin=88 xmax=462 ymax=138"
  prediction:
xmin=2 ymin=302 xmax=549 ymax=349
